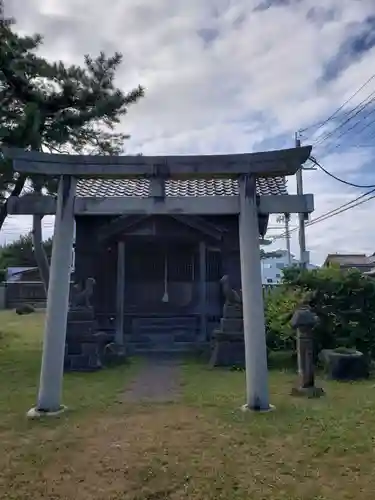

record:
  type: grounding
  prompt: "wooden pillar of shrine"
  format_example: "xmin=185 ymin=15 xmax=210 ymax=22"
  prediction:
xmin=115 ymin=240 xmax=125 ymax=345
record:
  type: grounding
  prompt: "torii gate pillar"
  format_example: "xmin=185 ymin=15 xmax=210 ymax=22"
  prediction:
xmin=238 ymin=175 xmax=273 ymax=412
xmin=27 ymin=175 xmax=76 ymax=418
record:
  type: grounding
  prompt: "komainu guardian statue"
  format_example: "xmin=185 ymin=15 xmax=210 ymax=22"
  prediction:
xmin=70 ymin=277 xmax=96 ymax=309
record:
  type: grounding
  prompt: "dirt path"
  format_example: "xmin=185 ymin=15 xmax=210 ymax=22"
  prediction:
xmin=121 ymin=356 xmax=182 ymax=403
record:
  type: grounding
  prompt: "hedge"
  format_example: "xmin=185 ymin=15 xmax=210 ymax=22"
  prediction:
xmin=264 ymin=265 xmax=375 ymax=357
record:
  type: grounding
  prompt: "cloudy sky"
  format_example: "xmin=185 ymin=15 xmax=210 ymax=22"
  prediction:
xmin=3 ymin=0 xmax=375 ymax=264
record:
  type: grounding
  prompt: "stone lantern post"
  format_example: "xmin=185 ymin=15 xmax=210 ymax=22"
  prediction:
xmin=290 ymin=294 xmax=324 ymax=398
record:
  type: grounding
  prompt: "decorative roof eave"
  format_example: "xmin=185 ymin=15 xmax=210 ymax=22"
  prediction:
xmin=2 ymin=145 xmax=312 ymax=179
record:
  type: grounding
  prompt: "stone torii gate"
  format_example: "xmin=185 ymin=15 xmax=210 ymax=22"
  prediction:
xmin=3 ymin=145 xmax=313 ymax=416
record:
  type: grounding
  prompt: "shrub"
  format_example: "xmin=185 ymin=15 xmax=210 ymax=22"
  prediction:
xmin=265 ymin=266 xmax=375 ymax=357
xmin=264 ymin=286 xmax=304 ymax=351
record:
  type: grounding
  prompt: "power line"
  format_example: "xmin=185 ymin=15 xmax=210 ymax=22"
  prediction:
xmin=315 ymin=109 xmax=375 ymax=157
xmin=274 ymin=189 xmax=375 ymax=241
xmin=304 ymin=189 xmax=375 ymax=226
xmin=280 ymin=74 xmax=375 ymax=252
xmin=326 ymin=108 xmax=375 ymax=145
xmin=309 ymin=156 xmax=375 ymax=189
xmin=346 ymin=113 xmax=375 ymax=139
xmin=304 ymin=192 xmax=375 ymax=228
xmin=312 ymin=91 xmax=375 ymax=147
xmin=299 ymin=72 xmax=375 ymax=134
xmin=325 ymin=141 xmax=375 ymax=149
xmin=274 ymin=151 xmax=375 ymax=239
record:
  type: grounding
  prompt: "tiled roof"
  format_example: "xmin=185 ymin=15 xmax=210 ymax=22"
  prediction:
xmin=76 ymin=177 xmax=287 ymax=197
xmin=324 ymin=254 xmax=370 ymax=266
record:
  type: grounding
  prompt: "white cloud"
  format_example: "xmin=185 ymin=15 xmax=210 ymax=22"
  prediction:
xmin=3 ymin=0 xmax=375 ymax=264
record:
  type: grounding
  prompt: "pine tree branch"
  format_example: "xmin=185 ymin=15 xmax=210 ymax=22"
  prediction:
xmin=0 ymin=174 xmax=26 ymax=229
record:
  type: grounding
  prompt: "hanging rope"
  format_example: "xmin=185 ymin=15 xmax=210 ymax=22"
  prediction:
xmin=162 ymin=252 xmax=169 ymax=302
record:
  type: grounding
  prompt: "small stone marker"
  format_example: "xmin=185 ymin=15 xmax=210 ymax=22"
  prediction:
xmin=290 ymin=295 xmax=324 ymax=398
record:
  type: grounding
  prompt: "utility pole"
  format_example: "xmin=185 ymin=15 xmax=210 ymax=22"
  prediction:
xmin=284 ymin=213 xmax=292 ymax=266
xmin=277 ymin=214 xmax=292 ymax=265
xmin=295 ymin=132 xmax=307 ymax=269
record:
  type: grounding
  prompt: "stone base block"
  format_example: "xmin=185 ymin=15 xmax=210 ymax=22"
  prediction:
xmin=102 ymin=342 xmax=128 ymax=366
xmin=65 ymin=354 xmax=102 ymax=372
xmin=66 ymin=341 xmax=82 ymax=356
xmin=210 ymin=338 xmax=245 ymax=368
xmin=82 ymin=342 xmax=100 ymax=356
xmin=291 ymin=386 xmax=325 ymax=398
xmin=64 ymin=333 xmax=104 ymax=372
xmin=223 ymin=303 xmax=243 ymax=318
xmin=220 ymin=318 xmax=243 ymax=332
xmin=66 ymin=320 xmax=95 ymax=337
xmin=66 ymin=330 xmax=106 ymax=345
xmin=67 ymin=308 xmax=95 ymax=321
xmin=211 ymin=330 xmax=244 ymax=342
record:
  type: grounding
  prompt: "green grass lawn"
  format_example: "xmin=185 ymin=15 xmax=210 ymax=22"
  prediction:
xmin=0 ymin=310 xmax=135 ymax=429
xmin=1 ymin=310 xmax=375 ymax=499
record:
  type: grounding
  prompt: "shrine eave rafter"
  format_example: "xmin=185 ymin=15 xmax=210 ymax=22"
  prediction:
xmin=2 ymin=145 xmax=312 ymax=179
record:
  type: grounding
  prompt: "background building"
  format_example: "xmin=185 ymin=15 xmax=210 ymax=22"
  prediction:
xmin=261 ymin=249 xmax=318 ymax=285
xmin=323 ymin=253 xmax=375 ymax=273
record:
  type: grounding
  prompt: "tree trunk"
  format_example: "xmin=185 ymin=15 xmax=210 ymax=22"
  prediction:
xmin=32 ymin=214 xmax=50 ymax=293
xmin=0 ymin=175 xmax=27 ymax=230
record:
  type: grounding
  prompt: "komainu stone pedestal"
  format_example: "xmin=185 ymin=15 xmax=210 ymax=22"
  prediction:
xmin=209 ymin=303 xmax=245 ymax=368
xmin=102 ymin=342 xmax=128 ymax=367
xmin=64 ymin=309 xmax=104 ymax=372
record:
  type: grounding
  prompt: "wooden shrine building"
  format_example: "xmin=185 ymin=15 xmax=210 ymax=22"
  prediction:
xmin=73 ymin=176 xmax=292 ymax=352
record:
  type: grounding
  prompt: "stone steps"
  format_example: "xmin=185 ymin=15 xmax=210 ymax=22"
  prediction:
xmin=128 ymin=342 xmax=200 ymax=354
xmin=131 ymin=316 xmax=199 ymax=350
